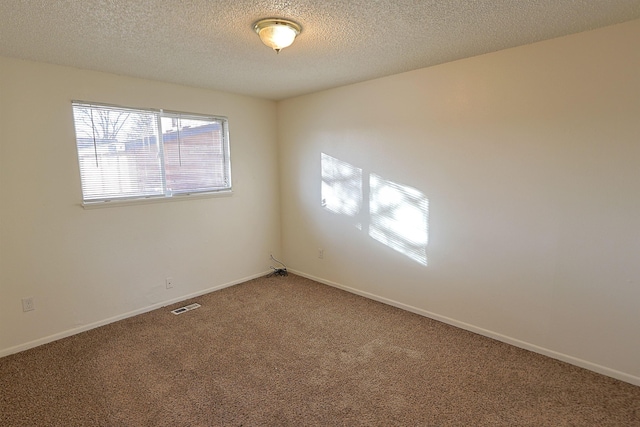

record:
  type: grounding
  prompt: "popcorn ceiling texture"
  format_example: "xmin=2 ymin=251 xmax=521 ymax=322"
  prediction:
xmin=1 ymin=0 xmax=639 ymax=100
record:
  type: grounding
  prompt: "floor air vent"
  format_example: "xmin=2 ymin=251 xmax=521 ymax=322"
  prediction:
xmin=171 ymin=303 xmax=201 ymax=315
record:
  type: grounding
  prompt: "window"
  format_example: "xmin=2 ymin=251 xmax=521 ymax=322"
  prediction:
xmin=72 ymin=102 xmax=231 ymax=205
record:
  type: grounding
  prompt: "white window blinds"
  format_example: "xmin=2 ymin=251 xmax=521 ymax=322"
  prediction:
xmin=72 ymin=102 xmax=231 ymax=204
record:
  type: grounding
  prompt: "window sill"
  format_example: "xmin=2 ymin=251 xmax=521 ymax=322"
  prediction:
xmin=81 ymin=190 xmax=233 ymax=209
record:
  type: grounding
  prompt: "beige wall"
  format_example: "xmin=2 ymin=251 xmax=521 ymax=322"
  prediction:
xmin=0 ymin=58 xmax=281 ymax=354
xmin=278 ymin=19 xmax=640 ymax=384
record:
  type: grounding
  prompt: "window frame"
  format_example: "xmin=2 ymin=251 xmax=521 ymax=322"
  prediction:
xmin=71 ymin=101 xmax=232 ymax=208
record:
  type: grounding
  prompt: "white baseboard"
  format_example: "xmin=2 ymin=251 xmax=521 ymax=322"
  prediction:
xmin=5 ymin=268 xmax=638 ymax=387
xmin=291 ymin=269 xmax=640 ymax=387
xmin=0 ymin=271 xmax=270 ymax=359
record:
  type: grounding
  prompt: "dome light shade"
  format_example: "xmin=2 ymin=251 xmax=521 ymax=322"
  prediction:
xmin=253 ymin=18 xmax=301 ymax=53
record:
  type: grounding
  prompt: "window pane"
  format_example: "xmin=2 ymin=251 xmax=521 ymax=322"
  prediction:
xmin=72 ymin=102 xmax=232 ymax=204
xmin=73 ymin=104 xmax=163 ymax=201
xmin=161 ymin=115 xmax=228 ymax=195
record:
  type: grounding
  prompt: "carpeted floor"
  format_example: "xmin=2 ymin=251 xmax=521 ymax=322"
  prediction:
xmin=1 ymin=274 xmax=639 ymax=426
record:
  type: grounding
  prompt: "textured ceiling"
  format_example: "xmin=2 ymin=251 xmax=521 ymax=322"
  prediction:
xmin=1 ymin=1 xmax=639 ymax=100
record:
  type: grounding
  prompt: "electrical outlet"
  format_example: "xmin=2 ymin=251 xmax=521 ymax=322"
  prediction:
xmin=318 ymin=248 xmax=324 ymax=259
xmin=166 ymin=277 xmax=174 ymax=289
xmin=22 ymin=297 xmax=35 ymax=312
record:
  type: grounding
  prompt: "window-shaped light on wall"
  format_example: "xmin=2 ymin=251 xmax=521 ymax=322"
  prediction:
xmin=369 ymin=174 xmax=429 ymax=266
xmin=321 ymin=153 xmax=362 ymax=217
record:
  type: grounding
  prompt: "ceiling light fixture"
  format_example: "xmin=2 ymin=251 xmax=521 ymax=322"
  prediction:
xmin=253 ymin=18 xmax=301 ymax=53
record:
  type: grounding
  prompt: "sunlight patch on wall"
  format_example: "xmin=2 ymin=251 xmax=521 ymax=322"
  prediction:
xmin=320 ymin=153 xmax=429 ymax=266
xmin=321 ymin=153 xmax=362 ymax=217
xmin=369 ymin=174 xmax=429 ymax=266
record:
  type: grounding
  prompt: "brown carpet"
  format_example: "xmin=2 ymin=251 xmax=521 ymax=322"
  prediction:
xmin=1 ymin=274 xmax=639 ymax=426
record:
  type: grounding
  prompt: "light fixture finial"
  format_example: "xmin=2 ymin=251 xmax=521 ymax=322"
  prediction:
xmin=253 ymin=18 xmax=301 ymax=53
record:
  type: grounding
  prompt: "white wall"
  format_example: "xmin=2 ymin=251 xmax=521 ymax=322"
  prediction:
xmin=278 ymin=19 xmax=640 ymax=384
xmin=0 ymin=58 xmax=281 ymax=355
